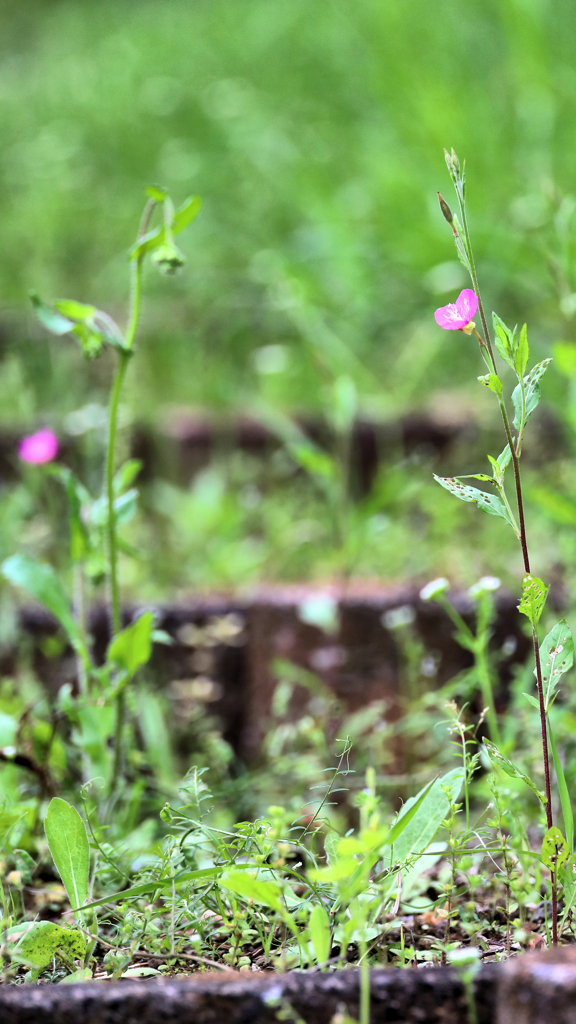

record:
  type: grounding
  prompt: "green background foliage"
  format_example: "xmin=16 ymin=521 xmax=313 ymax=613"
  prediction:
xmin=0 ymin=0 xmax=574 ymax=423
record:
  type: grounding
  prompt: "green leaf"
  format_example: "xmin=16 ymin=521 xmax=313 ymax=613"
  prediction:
xmin=220 ymin=872 xmax=284 ymax=912
xmin=522 ymin=692 xmax=541 ymax=710
xmin=498 ymin=445 xmax=512 ymax=470
xmin=14 ymin=922 xmax=86 ymax=974
xmin=512 ymin=359 xmax=552 ymax=430
xmin=107 ymin=612 xmax=154 ymax=680
xmin=541 ymin=825 xmax=570 ymax=871
xmin=76 ymin=866 xmax=221 ymax=911
xmin=492 ymin=312 xmax=517 ymax=369
xmin=433 ymin=476 xmax=517 ymax=530
xmin=483 ymin=739 xmax=546 ymax=804
xmin=518 ymin=573 xmax=549 ymax=628
xmin=290 ymin=443 xmax=336 ymax=482
xmin=34 ymin=297 xmax=126 ymax=357
xmin=539 ymin=620 xmax=574 ymax=711
xmin=2 ymin=554 xmax=86 ymax=656
xmin=548 ymin=721 xmax=574 ymax=853
xmin=60 ymin=967 xmax=93 ymax=983
xmin=129 ymin=224 xmax=167 ymax=261
xmin=309 ymin=904 xmax=331 ymax=965
xmin=54 ymin=299 xmax=96 ymax=322
xmin=514 ymin=323 xmax=529 ymax=377
xmin=90 ymin=488 xmax=139 ymax=529
xmin=30 ymin=292 xmax=74 ymax=335
xmin=387 ymin=767 xmax=464 ymax=863
xmin=146 ymin=184 xmax=168 ymax=202
xmin=113 ymin=459 xmax=142 ymax=495
xmin=172 ymin=194 xmax=202 ymax=236
xmin=49 ymin=466 xmax=91 ymax=562
xmin=477 ymin=373 xmax=502 ymax=397
xmin=44 ymin=798 xmax=90 ymax=916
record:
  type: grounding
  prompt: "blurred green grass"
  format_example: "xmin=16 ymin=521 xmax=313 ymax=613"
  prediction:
xmin=0 ymin=0 xmax=574 ymax=426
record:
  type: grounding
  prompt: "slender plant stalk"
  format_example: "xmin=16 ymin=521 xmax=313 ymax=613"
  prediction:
xmin=72 ymin=561 xmax=88 ymax=695
xmin=108 ymin=199 xmax=156 ymax=794
xmin=454 ymin=180 xmax=557 ymax=944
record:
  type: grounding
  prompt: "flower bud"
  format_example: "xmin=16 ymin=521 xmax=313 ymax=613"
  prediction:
xmin=437 ymin=192 xmax=454 ymax=224
xmin=152 ymin=242 xmax=185 ymax=276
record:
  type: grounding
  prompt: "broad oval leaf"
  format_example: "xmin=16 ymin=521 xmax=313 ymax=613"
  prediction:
xmin=44 ymin=799 xmax=89 ymax=917
xmin=14 ymin=921 xmax=86 ymax=973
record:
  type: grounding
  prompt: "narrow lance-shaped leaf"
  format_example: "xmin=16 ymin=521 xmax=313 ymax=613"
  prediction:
xmin=512 ymin=359 xmax=552 ymax=431
xmin=2 ymin=554 xmax=87 ymax=658
xmin=172 ymin=194 xmax=202 ymax=235
xmin=539 ymin=619 xmax=574 ymax=711
xmin=514 ymin=323 xmax=529 ymax=378
xmin=309 ymin=904 xmax=331 ymax=965
xmin=518 ymin=573 xmax=549 ymax=628
xmin=548 ymin=721 xmax=574 ymax=853
xmin=492 ymin=312 xmax=517 ymax=370
xmin=483 ymin=739 xmax=546 ymax=805
xmin=433 ymin=476 xmax=517 ymax=531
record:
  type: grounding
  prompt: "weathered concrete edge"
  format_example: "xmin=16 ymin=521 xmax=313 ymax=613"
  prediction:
xmin=0 ymin=965 xmax=498 ymax=1024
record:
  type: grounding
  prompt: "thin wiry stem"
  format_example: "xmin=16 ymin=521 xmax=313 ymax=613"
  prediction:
xmin=107 ymin=198 xmax=156 ymax=797
xmin=446 ymin=159 xmax=557 ymax=943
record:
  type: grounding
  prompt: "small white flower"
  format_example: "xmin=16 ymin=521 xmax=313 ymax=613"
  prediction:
xmin=420 ymin=577 xmax=449 ymax=601
xmin=469 ymin=576 xmax=501 ymax=598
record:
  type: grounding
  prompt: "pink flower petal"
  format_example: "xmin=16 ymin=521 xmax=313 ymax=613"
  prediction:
xmin=434 ymin=288 xmax=478 ymax=331
xmin=455 ymin=288 xmax=478 ymax=322
xmin=18 ymin=429 xmax=59 ymax=465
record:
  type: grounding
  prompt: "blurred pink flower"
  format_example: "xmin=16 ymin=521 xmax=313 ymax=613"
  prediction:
xmin=18 ymin=428 xmax=59 ymax=465
xmin=434 ymin=289 xmax=478 ymax=333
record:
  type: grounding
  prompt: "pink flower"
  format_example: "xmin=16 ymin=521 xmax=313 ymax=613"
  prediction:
xmin=434 ymin=289 xmax=478 ymax=333
xmin=18 ymin=428 xmax=59 ymax=465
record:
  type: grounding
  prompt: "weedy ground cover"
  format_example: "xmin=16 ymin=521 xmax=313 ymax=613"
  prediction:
xmin=1 ymin=154 xmax=576 ymax=1015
